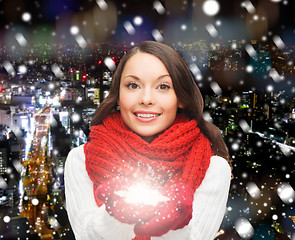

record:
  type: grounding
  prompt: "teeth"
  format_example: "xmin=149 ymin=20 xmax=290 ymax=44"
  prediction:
xmin=136 ymin=113 xmax=158 ymax=118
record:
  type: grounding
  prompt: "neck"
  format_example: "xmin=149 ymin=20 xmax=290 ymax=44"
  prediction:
xmin=139 ymin=134 xmax=158 ymax=143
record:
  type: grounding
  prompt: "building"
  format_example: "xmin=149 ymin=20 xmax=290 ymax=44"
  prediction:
xmin=0 ymin=148 xmax=8 ymax=175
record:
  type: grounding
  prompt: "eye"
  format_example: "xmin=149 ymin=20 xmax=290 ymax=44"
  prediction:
xmin=158 ymin=84 xmax=171 ymax=90
xmin=126 ymin=83 xmax=139 ymax=89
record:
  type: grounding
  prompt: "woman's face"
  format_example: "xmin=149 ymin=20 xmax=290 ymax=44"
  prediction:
xmin=118 ymin=52 xmax=182 ymax=142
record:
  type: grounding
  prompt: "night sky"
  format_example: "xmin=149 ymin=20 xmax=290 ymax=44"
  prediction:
xmin=1 ymin=0 xmax=295 ymax=45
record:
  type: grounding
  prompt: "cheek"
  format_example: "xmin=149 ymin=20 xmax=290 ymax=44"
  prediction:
xmin=118 ymin=92 xmax=133 ymax=109
xmin=165 ymin=95 xmax=179 ymax=110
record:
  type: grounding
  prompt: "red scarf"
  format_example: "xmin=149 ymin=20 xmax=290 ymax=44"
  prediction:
xmin=85 ymin=112 xmax=213 ymax=240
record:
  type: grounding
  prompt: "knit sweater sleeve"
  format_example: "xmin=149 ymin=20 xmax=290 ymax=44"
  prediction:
xmin=151 ymin=155 xmax=231 ymax=240
xmin=64 ymin=145 xmax=136 ymax=240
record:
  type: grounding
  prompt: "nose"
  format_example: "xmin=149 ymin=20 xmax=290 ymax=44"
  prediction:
xmin=140 ymin=88 xmax=154 ymax=106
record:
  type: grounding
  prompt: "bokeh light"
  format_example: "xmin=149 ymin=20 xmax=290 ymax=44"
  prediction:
xmin=202 ymin=0 xmax=220 ymax=16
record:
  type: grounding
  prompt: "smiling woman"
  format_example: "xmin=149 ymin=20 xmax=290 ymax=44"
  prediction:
xmin=64 ymin=41 xmax=232 ymax=240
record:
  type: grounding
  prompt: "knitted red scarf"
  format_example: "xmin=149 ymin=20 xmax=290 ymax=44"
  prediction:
xmin=85 ymin=111 xmax=213 ymax=240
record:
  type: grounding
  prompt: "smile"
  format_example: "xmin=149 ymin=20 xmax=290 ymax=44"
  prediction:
xmin=134 ymin=113 xmax=160 ymax=118
xmin=133 ymin=112 xmax=161 ymax=123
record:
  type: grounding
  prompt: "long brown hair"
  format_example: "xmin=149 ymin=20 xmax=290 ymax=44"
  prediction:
xmin=91 ymin=41 xmax=232 ymax=168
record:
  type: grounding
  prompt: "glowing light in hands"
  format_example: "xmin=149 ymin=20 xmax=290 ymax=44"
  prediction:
xmin=115 ymin=182 xmax=169 ymax=206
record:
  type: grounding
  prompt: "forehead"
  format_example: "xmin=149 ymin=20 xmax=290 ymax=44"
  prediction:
xmin=122 ymin=52 xmax=169 ymax=75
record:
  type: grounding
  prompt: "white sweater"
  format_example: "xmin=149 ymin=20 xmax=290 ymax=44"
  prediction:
xmin=64 ymin=144 xmax=231 ymax=240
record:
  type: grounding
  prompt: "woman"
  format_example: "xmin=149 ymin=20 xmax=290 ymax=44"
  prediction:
xmin=65 ymin=41 xmax=232 ymax=240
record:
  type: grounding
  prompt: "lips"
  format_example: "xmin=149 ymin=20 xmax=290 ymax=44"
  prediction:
xmin=133 ymin=111 xmax=161 ymax=122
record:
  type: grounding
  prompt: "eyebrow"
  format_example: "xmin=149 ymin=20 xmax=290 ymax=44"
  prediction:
xmin=123 ymin=74 xmax=171 ymax=81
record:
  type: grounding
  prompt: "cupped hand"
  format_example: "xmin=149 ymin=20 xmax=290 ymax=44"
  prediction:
xmin=134 ymin=183 xmax=194 ymax=237
xmin=95 ymin=178 xmax=159 ymax=224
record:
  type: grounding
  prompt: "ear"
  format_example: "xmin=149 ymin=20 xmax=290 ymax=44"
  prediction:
xmin=178 ymin=102 xmax=184 ymax=109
